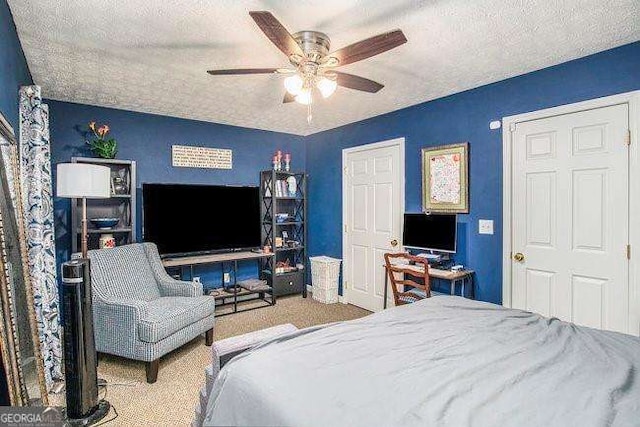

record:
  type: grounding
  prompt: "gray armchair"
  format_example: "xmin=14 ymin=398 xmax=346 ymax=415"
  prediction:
xmin=88 ymin=243 xmax=215 ymax=383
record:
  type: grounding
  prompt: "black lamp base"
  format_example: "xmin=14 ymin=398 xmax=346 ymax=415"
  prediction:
xmin=66 ymin=400 xmax=111 ymax=426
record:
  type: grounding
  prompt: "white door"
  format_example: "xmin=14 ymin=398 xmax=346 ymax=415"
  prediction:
xmin=343 ymin=140 xmax=404 ymax=311
xmin=511 ymin=104 xmax=630 ymax=333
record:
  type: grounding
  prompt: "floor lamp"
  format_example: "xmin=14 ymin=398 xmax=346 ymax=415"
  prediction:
xmin=56 ymin=163 xmax=111 ymax=258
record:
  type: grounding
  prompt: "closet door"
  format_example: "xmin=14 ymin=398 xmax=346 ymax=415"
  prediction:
xmin=511 ymin=104 xmax=630 ymax=333
xmin=343 ymin=141 xmax=403 ymax=312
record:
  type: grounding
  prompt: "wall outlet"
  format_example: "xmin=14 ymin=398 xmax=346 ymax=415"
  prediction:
xmin=223 ymin=272 xmax=230 ymax=283
xmin=193 ymin=276 xmax=201 ymax=284
xmin=479 ymin=219 xmax=494 ymax=235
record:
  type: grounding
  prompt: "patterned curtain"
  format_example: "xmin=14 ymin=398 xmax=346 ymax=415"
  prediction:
xmin=18 ymin=85 xmax=62 ymax=389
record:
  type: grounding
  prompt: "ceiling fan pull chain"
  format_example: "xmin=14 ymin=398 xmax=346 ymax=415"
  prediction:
xmin=307 ymin=103 xmax=313 ymax=124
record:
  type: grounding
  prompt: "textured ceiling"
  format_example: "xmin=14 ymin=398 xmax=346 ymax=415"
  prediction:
xmin=8 ymin=0 xmax=640 ymax=136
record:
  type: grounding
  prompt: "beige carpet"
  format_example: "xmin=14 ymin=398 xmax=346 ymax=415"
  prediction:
xmin=78 ymin=295 xmax=369 ymax=426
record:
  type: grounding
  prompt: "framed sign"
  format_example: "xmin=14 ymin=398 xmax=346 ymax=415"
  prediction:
xmin=421 ymin=142 xmax=469 ymax=213
xmin=172 ymin=145 xmax=232 ymax=169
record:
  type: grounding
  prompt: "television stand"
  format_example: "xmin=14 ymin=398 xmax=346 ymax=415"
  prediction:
xmin=223 ymin=284 xmax=242 ymax=293
xmin=162 ymin=251 xmax=276 ymax=316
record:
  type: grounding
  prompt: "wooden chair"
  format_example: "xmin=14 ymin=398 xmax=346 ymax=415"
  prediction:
xmin=384 ymin=252 xmax=431 ymax=306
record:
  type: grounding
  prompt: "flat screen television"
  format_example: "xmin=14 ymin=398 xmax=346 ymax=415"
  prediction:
xmin=402 ymin=213 xmax=457 ymax=253
xmin=142 ymin=183 xmax=261 ymax=255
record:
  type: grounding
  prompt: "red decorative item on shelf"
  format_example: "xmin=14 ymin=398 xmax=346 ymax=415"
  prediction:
xmin=275 ymin=259 xmax=297 ymax=274
xmin=99 ymin=233 xmax=116 ymax=249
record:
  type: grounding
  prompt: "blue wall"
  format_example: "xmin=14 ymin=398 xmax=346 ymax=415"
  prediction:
xmin=48 ymin=100 xmax=305 ymax=288
xmin=0 ymin=0 xmax=32 ymax=130
xmin=305 ymin=42 xmax=640 ymax=304
xmin=38 ymin=40 xmax=640 ymax=302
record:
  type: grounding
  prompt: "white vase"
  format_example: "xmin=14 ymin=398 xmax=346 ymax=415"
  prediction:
xmin=286 ymin=176 xmax=297 ymax=197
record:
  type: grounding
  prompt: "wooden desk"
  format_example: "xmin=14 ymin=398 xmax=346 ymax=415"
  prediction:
xmin=383 ymin=264 xmax=474 ymax=309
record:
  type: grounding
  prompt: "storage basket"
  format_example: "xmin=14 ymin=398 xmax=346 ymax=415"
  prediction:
xmin=310 ymin=256 xmax=341 ymax=303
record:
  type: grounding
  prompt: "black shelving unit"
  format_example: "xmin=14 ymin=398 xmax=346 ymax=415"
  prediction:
xmin=70 ymin=157 xmax=136 ymax=253
xmin=260 ymin=170 xmax=307 ymax=297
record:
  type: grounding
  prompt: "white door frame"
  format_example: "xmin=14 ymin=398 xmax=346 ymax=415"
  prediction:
xmin=502 ymin=91 xmax=640 ymax=335
xmin=342 ymin=137 xmax=405 ymax=305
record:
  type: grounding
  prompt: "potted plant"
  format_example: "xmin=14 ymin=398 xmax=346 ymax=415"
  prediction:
xmin=86 ymin=121 xmax=117 ymax=159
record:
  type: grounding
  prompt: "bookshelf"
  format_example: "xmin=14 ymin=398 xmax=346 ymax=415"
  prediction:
xmin=70 ymin=157 xmax=136 ymax=253
xmin=260 ymin=170 xmax=307 ymax=297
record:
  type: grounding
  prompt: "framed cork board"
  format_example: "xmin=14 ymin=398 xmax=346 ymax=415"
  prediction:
xmin=421 ymin=142 xmax=469 ymax=213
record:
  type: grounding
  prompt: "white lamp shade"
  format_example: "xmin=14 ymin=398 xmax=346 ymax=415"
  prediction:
xmin=56 ymin=163 xmax=111 ymax=198
xmin=316 ymin=76 xmax=337 ymax=98
xmin=284 ymin=74 xmax=303 ymax=95
xmin=294 ymin=89 xmax=313 ymax=105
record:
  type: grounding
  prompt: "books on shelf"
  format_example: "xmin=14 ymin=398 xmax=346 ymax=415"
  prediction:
xmin=276 ymin=179 xmax=288 ymax=197
xmin=265 ymin=179 xmax=296 ymax=198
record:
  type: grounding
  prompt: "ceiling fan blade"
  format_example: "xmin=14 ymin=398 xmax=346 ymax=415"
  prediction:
xmin=326 ymin=30 xmax=407 ymax=66
xmin=249 ymin=11 xmax=304 ymax=59
xmin=283 ymin=92 xmax=295 ymax=103
xmin=207 ymin=68 xmax=279 ymax=75
xmin=332 ymin=71 xmax=384 ymax=93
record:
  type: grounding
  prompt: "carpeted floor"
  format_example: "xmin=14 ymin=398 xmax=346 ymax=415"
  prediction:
xmin=73 ymin=295 xmax=370 ymax=426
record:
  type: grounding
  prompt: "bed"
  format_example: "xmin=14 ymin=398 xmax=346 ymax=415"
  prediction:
xmin=202 ymin=296 xmax=640 ymax=426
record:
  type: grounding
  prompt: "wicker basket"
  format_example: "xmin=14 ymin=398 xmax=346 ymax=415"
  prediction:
xmin=310 ymin=256 xmax=341 ymax=304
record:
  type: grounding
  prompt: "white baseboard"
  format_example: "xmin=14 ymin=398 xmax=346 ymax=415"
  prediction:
xmin=306 ymin=285 xmax=346 ymax=304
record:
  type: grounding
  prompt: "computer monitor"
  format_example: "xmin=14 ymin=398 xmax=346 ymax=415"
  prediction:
xmin=402 ymin=213 xmax=457 ymax=253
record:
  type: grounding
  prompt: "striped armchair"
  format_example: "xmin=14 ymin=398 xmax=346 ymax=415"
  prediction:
xmin=88 ymin=243 xmax=215 ymax=383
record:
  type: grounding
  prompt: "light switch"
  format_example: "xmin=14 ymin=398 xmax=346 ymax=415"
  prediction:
xmin=479 ymin=219 xmax=494 ymax=235
xmin=489 ymin=120 xmax=501 ymax=130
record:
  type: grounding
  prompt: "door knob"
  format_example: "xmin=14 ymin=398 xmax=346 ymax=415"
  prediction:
xmin=513 ymin=252 xmax=525 ymax=262
xmin=390 ymin=239 xmax=398 ymax=247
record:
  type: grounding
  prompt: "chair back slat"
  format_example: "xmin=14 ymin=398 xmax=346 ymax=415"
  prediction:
xmin=396 ymin=279 xmax=423 ymax=288
xmin=387 ymin=265 xmax=426 ymax=279
xmin=384 ymin=252 xmax=431 ymax=306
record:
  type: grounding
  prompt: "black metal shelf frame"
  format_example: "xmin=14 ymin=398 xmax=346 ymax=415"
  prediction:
xmin=260 ymin=170 xmax=308 ymax=297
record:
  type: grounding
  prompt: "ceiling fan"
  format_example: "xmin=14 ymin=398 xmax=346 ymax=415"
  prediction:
xmin=207 ymin=11 xmax=407 ymax=119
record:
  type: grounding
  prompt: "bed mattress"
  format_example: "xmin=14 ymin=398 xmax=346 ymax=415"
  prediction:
xmin=204 ymin=296 xmax=640 ymax=426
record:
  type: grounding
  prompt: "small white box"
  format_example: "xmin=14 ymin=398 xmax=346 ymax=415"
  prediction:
xmin=479 ymin=219 xmax=494 ymax=235
xmin=489 ymin=120 xmax=502 ymax=130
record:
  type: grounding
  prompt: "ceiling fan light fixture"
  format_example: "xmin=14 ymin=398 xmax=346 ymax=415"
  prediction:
xmin=295 ymin=89 xmax=313 ymax=105
xmin=208 ymin=12 xmax=407 ymax=121
xmin=284 ymin=74 xmax=304 ymax=95
xmin=317 ymin=76 xmax=337 ymax=98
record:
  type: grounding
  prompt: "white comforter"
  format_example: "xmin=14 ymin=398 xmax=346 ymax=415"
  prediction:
xmin=204 ymin=296 xmax=640 ymax=426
